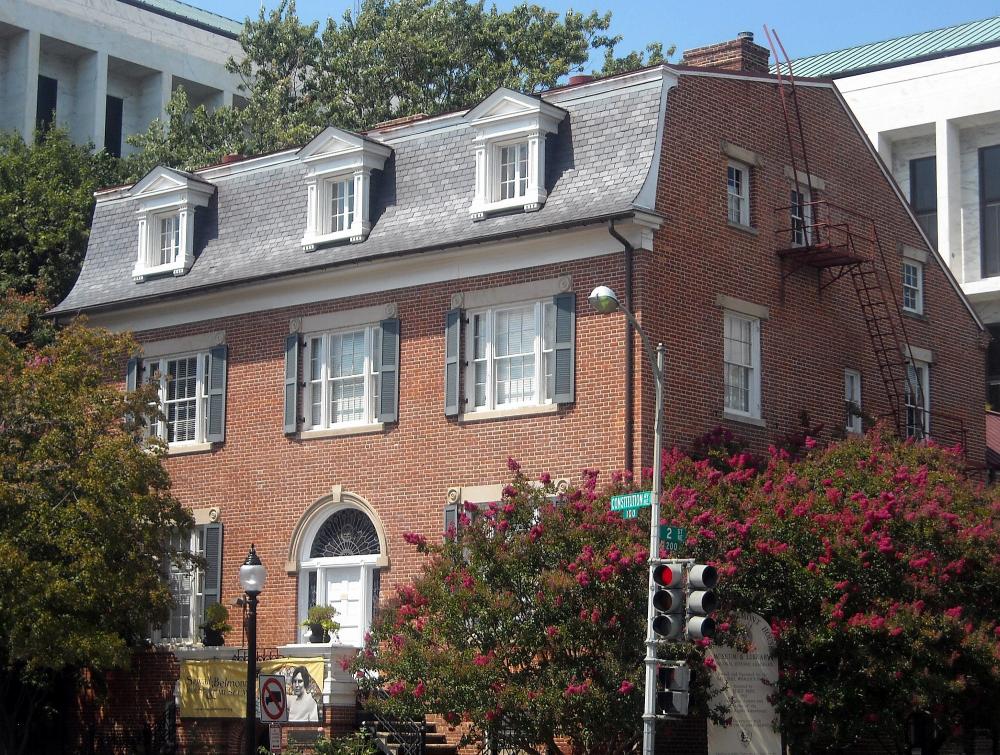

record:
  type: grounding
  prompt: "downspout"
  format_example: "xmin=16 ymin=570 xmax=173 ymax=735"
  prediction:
xmin=608 ymin=220 xmax=635 ymax=474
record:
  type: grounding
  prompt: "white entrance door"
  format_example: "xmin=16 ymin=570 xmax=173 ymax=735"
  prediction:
xmin=325 ymin=566 xmax=363 ymax=646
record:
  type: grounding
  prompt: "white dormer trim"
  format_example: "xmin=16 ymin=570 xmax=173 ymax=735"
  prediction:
xmin=131 ymin=167 xmax=215 ymax=283
xmin=465 ymin=88 xmax=566 ymax=220
xmin=298 ymin=127 xmax=392 ymax=251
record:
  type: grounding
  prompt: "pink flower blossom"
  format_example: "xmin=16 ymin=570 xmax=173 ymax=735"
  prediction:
xmin=618 ymin=680 xmax=634 ymax=695
xmin=413 ymin=681 xmax=426 ymax=698
xmin=702 ymin=656 xmax=717 ymax=671
xmin=473 ymin=652 xmax=492 ymax=667
xmin=387 ymin=681 xmax=406 ymax=697
xmin=402 ymin=532 xmax=427 ymax=548
xmin=576 ymin=572 xmax=590 ymax=587
xmin=802 ymin=692 xmax=818 ymax=705
xmin=945 ymin=606 xmax=963 ymax=619
xmin=539 ymin=471 xmax=551 ymax=484
xmin=507 ymin=457 xmax=521 ymax=472
xmin=545 ymin=625 xmax=558 ymax=638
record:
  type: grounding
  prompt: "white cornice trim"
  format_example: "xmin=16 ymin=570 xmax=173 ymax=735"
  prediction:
xmin=633 ymin=68 xmax=675 ymax=211
xmin=672 ymin=67 xmax=836 ymax=88
xmin=84 ymin=221 xmax=650 ymax=333
xmin=140 ymin=330 xmax=225 ymax=358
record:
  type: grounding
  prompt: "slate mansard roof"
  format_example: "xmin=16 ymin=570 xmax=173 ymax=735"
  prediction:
xmin=53 ymin=69 xmax=668 ymax=316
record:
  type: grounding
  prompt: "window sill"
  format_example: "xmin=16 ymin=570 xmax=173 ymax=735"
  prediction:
xmin=469 ymin=196 xmax=543 ymax=219
xmin=722 ymin=411 xmax=766 ymax=428
xmin=301 ymin=228 xmax=366 ymax=251
xmin=902 ymin=309 xmax=926 ymax=320
xmin=132 ymin=262 xmax=188 ymax=282
xmin=727 ymin=221 xmax=758 ymax=235
xmin=458 ymin=403 xmax=560 ymax=423
xmin=300 ymin=423 xmax=384 ymax=440
xmin=166 ymin=442 xmax=214 ymax=456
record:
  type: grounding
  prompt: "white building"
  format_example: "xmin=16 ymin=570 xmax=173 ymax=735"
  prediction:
xmin=791 ymin=16 xmax=1000 ymax=405
xmin=0 ymin=0 xmax=244 ymax=156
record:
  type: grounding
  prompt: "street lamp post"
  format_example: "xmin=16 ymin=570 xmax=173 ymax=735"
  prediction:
xmin=239 ymin=544 xmax=267 ymax=755
xmin=589 ymin=286 xmax=665 ymax=755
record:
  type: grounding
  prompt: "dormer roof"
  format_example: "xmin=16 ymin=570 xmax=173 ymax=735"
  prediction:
xmin=464 ymin=87 xmax=566 ymax=136
xmin=298 ymin=127 xmax=393 ymax=167
xmin=130 ymin=166 xmax=214 ymax=199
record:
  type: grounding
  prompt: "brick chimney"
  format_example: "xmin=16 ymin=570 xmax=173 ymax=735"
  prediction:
xmin=681 ymin=31 xmax=770 ymax=74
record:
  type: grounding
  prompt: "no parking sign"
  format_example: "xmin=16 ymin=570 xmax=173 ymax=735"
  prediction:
xmin=259 ymin=674 xmax=288 ymax=723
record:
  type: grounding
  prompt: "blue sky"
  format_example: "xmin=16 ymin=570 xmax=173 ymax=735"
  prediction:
xmin=195 ymin=0 xmax=1000 ymax=66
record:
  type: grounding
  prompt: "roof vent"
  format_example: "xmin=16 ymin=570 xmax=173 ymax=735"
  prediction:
xmin=737 ymin=31 xmax=754 ymax=41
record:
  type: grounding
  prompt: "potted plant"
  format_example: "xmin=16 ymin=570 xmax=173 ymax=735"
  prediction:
xmin=301 ymin=605 xmax=339 ymax=643
xmin=200 ymin=603 xmax=232 ymax=647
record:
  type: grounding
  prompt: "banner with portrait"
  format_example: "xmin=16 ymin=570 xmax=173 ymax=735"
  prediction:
xmin=179 ymin=657 xmax=325 ymax=719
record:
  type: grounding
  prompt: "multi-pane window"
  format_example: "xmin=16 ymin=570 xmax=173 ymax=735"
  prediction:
xmin=727 ymin=162 xmax=750 ymax=226
xmin=980 ymin=146 xmax=1000 ymax=278
xmin=468 ymin=301 xmax=556 ymax=411
xmin=145 ymin=353 xmax=209 ymax=445
xmin=905 ymin=361 xmax=930 ymax=439
xmin=723 ymin=312 xmax=761 ymax=418
xmin=844 ymin=368 xmax=862 ymax=434
xmin=910 ymin=156 xmax=937 ymax=247
xmin=161 ymin=527 xmax=206 ymax=642
xmin=155 ymin=214 xmax=180 ymax=267
xmin=790 ymin=189 xmax=812 ymax=247
xmin=327 ymin=177 xmax=355 ymax=234
xmin=902 ymin=261 xmax=924 ymax=314
xmin=498 ymin=142 xmax=529 ymax=201
xmin=306 ymin=326 xmax=381 ymax=428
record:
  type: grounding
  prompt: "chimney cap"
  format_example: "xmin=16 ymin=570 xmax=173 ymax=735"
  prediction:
xmin=737 ymin=31 xmax=754 ymax=41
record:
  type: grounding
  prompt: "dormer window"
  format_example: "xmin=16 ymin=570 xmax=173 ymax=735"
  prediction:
xmin=465 ymin=88 xmax=565 ymax=220
xmin=298 ymin=127 xmax=392 ymax=251
xmin=130 ymin=167 xmax=215 ymax=283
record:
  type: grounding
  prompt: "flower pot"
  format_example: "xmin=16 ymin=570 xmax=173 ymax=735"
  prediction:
xmin=203 ymin=628 xmax=225 ymax=647
xmin=309 ymin=624 xmax=326 ymax=643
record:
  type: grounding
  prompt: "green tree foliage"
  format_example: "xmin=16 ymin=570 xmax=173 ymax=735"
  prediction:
xmin=666 ymin=428 xmax=1000 ymax=753
xmin=0 ymin=128 xmax=122 ymax=305
xmin=0 ymin=302 xmax=193 ymax=754
xmin=352 ymin=460 xmax=723 ymax=754
xmin=128 ymin=0 xmax=671 ymax=170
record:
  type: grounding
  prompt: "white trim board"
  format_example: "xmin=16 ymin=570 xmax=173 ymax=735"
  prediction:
xmin=86 ymin=222 xmax=647 ymax=333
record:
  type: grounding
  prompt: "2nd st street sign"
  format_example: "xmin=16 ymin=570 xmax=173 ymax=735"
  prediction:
xmin=659 ymin=525 xmax=688 ymax=552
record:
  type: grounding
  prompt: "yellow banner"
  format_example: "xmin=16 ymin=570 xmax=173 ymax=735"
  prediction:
xmin=179 ymin=657 xmax=326 ymax=719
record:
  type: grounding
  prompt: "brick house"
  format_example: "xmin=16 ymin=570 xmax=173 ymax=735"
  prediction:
xmin=52 ymin=33 xmax=986 ymax=755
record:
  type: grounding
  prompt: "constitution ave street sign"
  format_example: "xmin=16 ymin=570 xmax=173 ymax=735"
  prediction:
xmin=610 ymin=491 xmax=653 ymax=519
xmin=658 ymin=525 xmax=688 ymax=552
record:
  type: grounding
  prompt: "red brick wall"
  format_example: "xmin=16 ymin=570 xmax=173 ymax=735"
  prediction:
xmin=90 ymin=70 xmax=985 ymax=755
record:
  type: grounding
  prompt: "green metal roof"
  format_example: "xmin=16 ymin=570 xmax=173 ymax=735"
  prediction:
xmin=783 ymin=15 xmax=1000 ymax=78
xmin=117 ymin=0 xmax=243 ymax=38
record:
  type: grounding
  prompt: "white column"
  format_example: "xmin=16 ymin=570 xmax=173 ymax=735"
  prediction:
xmin=935 ymin=119 xmax=963 ymax=280
xmin=76 ymin=50 xmax=108 ymax=148
xmin=876 ymin=132 xmax=893 ymax=172
xmin=7 ymin=29 xmax=41 ymax=140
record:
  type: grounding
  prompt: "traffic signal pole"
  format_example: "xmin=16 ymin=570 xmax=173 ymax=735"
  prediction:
xmin=643 ymin=344 xmax=665 ymax=755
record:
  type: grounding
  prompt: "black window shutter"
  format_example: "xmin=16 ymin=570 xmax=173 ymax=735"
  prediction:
xmin=443 ymin=503 xmax=459 ymax=536
xmin=444 ymin=308 xmax=462 ymax=416
xmin=284 ymin=334 xmax=300 ymax=434
xmin=206 ymin=345 xmax=227 ymax=443
xmin=378 ymin=318 xmax=400 ymax=423
xmin=552 ymin=292 xmax=576 ymax=404
xmin=202 ymin=523 xmax=223 ymax=615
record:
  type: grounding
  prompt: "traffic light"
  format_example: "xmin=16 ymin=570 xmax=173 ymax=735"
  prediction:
xmin=686 ymin=564 xmax=718 ymax=640
xmin=656 ymin=664 xmax=691 ymax=716
xmin=650 ymin=563 xmax=685 ymax=639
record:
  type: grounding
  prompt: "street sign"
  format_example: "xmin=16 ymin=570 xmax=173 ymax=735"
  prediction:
xmin=610 ymin=491 xmax=653 ymax=519
xmin=269 ymin=724 xmax=282 ymax=753
xmin=259 ymin=675 xmax=288 ymax=723
xmin=659 ymin=525 xmax=688 ymax=552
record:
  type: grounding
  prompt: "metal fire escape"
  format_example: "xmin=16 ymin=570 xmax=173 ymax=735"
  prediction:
xmin=764 ymin=27 xmax=966 ymax=449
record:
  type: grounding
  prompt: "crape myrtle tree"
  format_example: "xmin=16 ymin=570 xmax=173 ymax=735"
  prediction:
xmin=0 ymin=299 xmax=194 ymax=755
xmin=666 ymin=428 xmax=1000 ymax=754
xmin=351 ymin=460 xmax=729 ymax=754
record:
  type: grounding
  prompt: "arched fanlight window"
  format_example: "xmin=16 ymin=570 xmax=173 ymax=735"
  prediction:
xmin=298 ymin=504 xmax=382 ymax=647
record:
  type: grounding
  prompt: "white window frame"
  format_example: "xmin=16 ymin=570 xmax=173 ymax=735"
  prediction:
xmin=844 ymin=368 xmax=862 ymax=434
xmin=144 ymin=352 xmax=210 ymax=447
xmin=723 ymin=311 xmax=761 ymax=419
xmin=324 ymin=175 xmax=356 ymax=235
xmin=790 ymin=188 xmax=813 ymax=247
xmin=159 ymin=526 xmax=206 ymax=644
xmin=727 ymin=161 xmax=750 ymax=226
xmin=152 ymin=211 xmax=181 ymax=268
xmin=465 ymin=299 xmax=556 ymax=413
xmin=902 ymin=260 xmax=924 ymax=314
xmin=495 ymin=140 xmax=530 ymax=202
xmin=304 ymin=324 xmax=381 ymax=430
xmin=905 ymin=361 xmax=930 ymax=439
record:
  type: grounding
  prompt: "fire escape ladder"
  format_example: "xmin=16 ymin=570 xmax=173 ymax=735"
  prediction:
xmin=764 ymin=26 xmax=815 ymax=205
xmin=848 ymin=259 xmax=908 ymax=436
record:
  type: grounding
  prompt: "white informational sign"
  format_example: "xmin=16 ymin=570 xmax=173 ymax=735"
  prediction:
xmin=259 ymin=674 xmax=288 ymax=723
xmin=269 ymin=723 xmax=282 ymax=753
xmin=706 ymin=613 xmax=781 ymax=755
